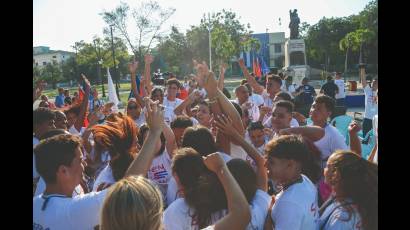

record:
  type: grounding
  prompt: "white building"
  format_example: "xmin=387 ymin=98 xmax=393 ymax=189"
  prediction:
xmin=33 ymin=46 xmax=74 ymax=68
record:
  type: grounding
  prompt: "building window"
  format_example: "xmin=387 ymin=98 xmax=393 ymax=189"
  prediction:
xmin=52 ymin=60 xmax=57 ymax=64
xmin=52 ymin=55 xmax=56 ymax=58
xmin=43 ymin=62 xmax=47 ymax=66
xmin=63 ymin=55 xmax=65 ymax=58
xmin=36 ymin=63 xmax=38 ymax=66
xmin=274 ymin=44 xmax=282 ymax=53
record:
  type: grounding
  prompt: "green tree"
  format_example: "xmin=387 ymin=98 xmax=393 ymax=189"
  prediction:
xmin=40 ymin=63 xmax=63 ymax=89
xmin=101 ymin=1 xmax=175 ymax=64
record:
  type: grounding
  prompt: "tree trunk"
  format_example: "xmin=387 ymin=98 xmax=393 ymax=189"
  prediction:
xmin=344 ymin=47 xmax=349 ymax=73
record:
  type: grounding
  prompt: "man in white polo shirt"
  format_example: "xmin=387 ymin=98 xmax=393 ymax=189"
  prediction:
xmin=334 ymin=72 xmax=346 ymax=107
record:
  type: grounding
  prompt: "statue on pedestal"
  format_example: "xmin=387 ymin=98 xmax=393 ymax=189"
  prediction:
xmin=289 ymin=9 xmax=300 ymax=39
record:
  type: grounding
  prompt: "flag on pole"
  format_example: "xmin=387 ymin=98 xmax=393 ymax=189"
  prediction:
xmin=107 ymin=67 xmax=119 ymax=112
xmin=255 ymin=57 xmax=262 ymax=78
xmin=259 ymin=55 xmax=270 ymax=75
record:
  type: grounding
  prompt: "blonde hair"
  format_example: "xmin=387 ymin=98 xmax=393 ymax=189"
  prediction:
xmin=100 ymin=176 xmax=163 ymax=230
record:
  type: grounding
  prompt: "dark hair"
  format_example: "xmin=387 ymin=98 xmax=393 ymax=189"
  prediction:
xmin=40 ymin=129 xmax=69 ymax=140
xmin=326 ymin=76 xmax=333 ymax=81
xmin=244 ymin=83 xmax=252 ymax=95
xmin=166 ymin=78 xmax=181 ymax=88
xmin=34 ymin=134 xmax=82 ymax=183
xmin=247 ymin=121 xmax=264 ymax=132
xmin=314 ymin=95 xmax=335 ymax=113
xmin=265 ymin=135 xmax=311 ymax=165
xmin=137 ymin=124 xmax=166 ymax=157
xmin=151 ymin=87 xmax=164 ymax=98
xmin=231 ymin=101 xmax=243 ymax=117
xmin=274 ymin=100 xmax=294 ymax=113
xmin=181 ymin=126 xmax=217 ymax=156
xmin=275 ymin=92 xmax=292 ymax=102
xmin=222 ymin=87 xmax=231 ymax=99
xmin=92 ymin=113 xmax=138 ymax=181
xmin=300 ymin=137 xmax=322 ymax=184
xmin=226 ymin=159 xmax=257 ymax=203
xmin=34 ymin=108 xmax=55 ymax=127
xmin=64 ymin=105 xmax=81 ymax=116
xmin=267 ymin=75 xmax=282 ymax=86
xmin=38 ymin=101 xmax=49 ymax=108
xmin=329 ymin=150 xmax=378 ymax=230
xmin=172 ymin=148 xmax=225 ymax=228
xmin=240 ymin=79 xmax=248 ymax=85
xmin=171 ymin=116 xmax=193 ymax=129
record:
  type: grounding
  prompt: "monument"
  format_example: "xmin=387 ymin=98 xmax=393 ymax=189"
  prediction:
xmin=284 ymin=9 xmax=309 ymax=86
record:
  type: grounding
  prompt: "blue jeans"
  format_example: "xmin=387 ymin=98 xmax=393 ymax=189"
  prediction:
xmin=336 ymin=98 xmax=345 ymax=107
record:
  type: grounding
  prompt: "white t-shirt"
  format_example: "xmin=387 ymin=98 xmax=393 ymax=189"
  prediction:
xmin=364 ymin=86 xmax=378 ymax=119
xmin=92 ymin=165 xmax=115 ymax=191
xmin=35 ymin=177 xmax=84 ymax=197
xmin=68 ymin=125 xmax=86 ymax=136
xmin=33 ymin=190 xmax=108 ymax=230
xmin=288 ymin=84 xmax=297 ymax=98
xmin=230 ymin=143 xmax=248 ymax=160
xmin=281 ymin=80 xmax=287 ymax=91
xmin=134 ymin=111 xmax=146 ymax=128
xmin=166 ymin=152 xmax=232 ymax=207
xmin=334 ymin=79 xmax=345 ymax=99
xmin=191 ymin=117 xmax=199 ymax=126
xmin=234 ymin=98 xmax=260 ymax=122
xmin=147 ymin=150 xmax=173 ymax=198
xmin=319 ymin=198 xmax=362 ymax=230
xmin=313 ymin=124 xmax=349 ymax=168
xmin=372 ymin=115 xmax=378 ymax=164
xmin=270 ymin=175 xmax=319 ymax=230
xmin=245 ymin=141 xmax=266 ymax=171
xmin=261 ymin=90 xmax=274 ymax=109
xmin=163 ymin=97 xmax=183 ymax=125
xmin=250 ymin=93 xmax=264 ymax=107
xmin=164 ymin=189 xmax=270 ymax=230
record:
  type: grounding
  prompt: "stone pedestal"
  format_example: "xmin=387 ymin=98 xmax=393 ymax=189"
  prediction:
xmin=284 ymin=39 xmax=308 ymax=85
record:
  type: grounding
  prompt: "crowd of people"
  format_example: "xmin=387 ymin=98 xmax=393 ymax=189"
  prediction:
xmin=33 ymin=54 xmax=378 ymax=230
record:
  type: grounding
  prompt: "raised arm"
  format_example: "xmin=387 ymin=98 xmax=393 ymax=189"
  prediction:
xmin=218 ymin=63 xmax=227 ymax=90
xmin=33 ymin=81 xmax=46 ymax=104
xmin=144 ymin=54 xmax=154 ymax=96
xmin=163 ymin=123 xmax=177 ymax=158
xmin=174 ymin=90 xmax=200 ymax=115
xmin=128 ymin=60 xmax=144 ymax=107
xmin=125 ymin=99 xmax=164 ymax=177
xmin=203 ymin=153 xmax=251 ymax=230
xmin=215 ymin=115 xmax=267 ymax=191
xmin=238 ymin=58 xmax=264 ymax=94
xmin=348 ymin=121 xmax=362 ymax=156
xmin=279 ymin=126 xmax=325 ymax=142
xmin=73 ymin=74 xmax=90 ymax=132
xmin=81 ymin=111 xmax=100 ymax=154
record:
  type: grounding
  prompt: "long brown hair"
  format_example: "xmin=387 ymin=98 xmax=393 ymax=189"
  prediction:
xmin=329 ymin=150 xmax=378 ymax=230
xmin=92 ymin=113 xmax=138 ymax=181
xmin=181 ymin=125 xmax=218 ymax=156
xmin=172 ymin=148 xmax=225 ymax=228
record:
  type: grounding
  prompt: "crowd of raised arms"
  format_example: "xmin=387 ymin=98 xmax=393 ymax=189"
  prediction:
xmin=33 ymin=54 xmax=378 ymax=230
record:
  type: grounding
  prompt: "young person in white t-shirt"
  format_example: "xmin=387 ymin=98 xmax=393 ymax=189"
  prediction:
xmin=243 ymin=82 xmax=264 ymax=108
xmin=65 ymin=74 xmax=91 ymax=136
xmin=264 ymin=135 xmax=320 ymax=230
xmin=285 ymin=76 xmax=298 ymax=98
xmin=234 ymin=85 xmax=260 ymax=122
xmin=334 ymin=72 xmax=346 ymax=106
xmin=261 ymin=91 xmax=300 ymax=127
xmin=33 ymin=98 xmax=167 ymax=230
xmin=163 ymin=78 xmax=183 ymax=124
xmin=170 ymin=115 xmax=194 ymax=148
xmin=309 ymin=95 xmax=349 ymax=168
xmin=320 ymin=150 xmax=378 ymax=230
xmin=126 ymin=98 xmax=145 ymax=128
xmin=54 ymin=110 xmax=69 ymax=131
xmin=33 ymin=108 xmax=57 ymax=193
xmin=360 ymin=75 xmax=378 ymax=138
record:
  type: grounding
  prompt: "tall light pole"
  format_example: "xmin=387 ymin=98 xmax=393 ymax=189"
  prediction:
xmin=110 ymin=25 xmax=121 ymax=100
xmin=93 ymin=39 xmax=106 ymax=97
xmin=206 ymin=13 xmax=212 ymax=72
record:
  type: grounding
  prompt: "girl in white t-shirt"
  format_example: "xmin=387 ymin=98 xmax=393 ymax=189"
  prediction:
xmin=320 ymin=150 xmax=377 ymax=230
xmin=126 ymin=98 xmax=145 ymax=128
xmin=136 ymin=122 xmax=176 ymax=198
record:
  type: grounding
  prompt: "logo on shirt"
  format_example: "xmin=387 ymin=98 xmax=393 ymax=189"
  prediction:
xmin=33 ymin=223 xmax=50 ymax=230
xmin=150 ymin=164 xmax=169 ymax=182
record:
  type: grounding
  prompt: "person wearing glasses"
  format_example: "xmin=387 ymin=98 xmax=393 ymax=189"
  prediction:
xmin=126 ymin=98 xmax=145 ymax=128
xmin=163 ymin=78 xmax=183 ymax=125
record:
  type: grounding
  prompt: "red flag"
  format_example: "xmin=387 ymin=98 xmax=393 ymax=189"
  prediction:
xmin=252 ymin=57 xmax=257 ymax=77
xmin=77 ymin=86 xmax=89 ymax=127
xmin=255 ymin=58 xmax=262 ymax=78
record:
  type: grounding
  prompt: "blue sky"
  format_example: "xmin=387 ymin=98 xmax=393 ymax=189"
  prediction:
xmin=34 ymin=0 xmax=373 ymax=52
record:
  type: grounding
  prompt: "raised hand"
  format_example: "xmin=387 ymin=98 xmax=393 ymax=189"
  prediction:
xmin=128 ymin=60 xmax=139 ymax=75
xmin=81 ymin=74 xmax=91 ymax=94
xmin=144 ymin=54 xmax=154 ymax=65
xmin=238 ymin=58 xmax=245 ymax=69
xmin=203 ymin=152 xmax=226 ymax=173
xmin=144 ymin=97 xmax=164 ymax=133
xmin=214 ymin=114 xmax=238 ymax=137
xmin=348 ymin=121 xmax=362 ymax=134
xmin=220 ymin=62 xmax=228 ymax=74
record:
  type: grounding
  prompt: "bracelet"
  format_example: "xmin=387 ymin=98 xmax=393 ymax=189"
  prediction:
xmin=208 ymin=99 xmax=218 ymax=104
